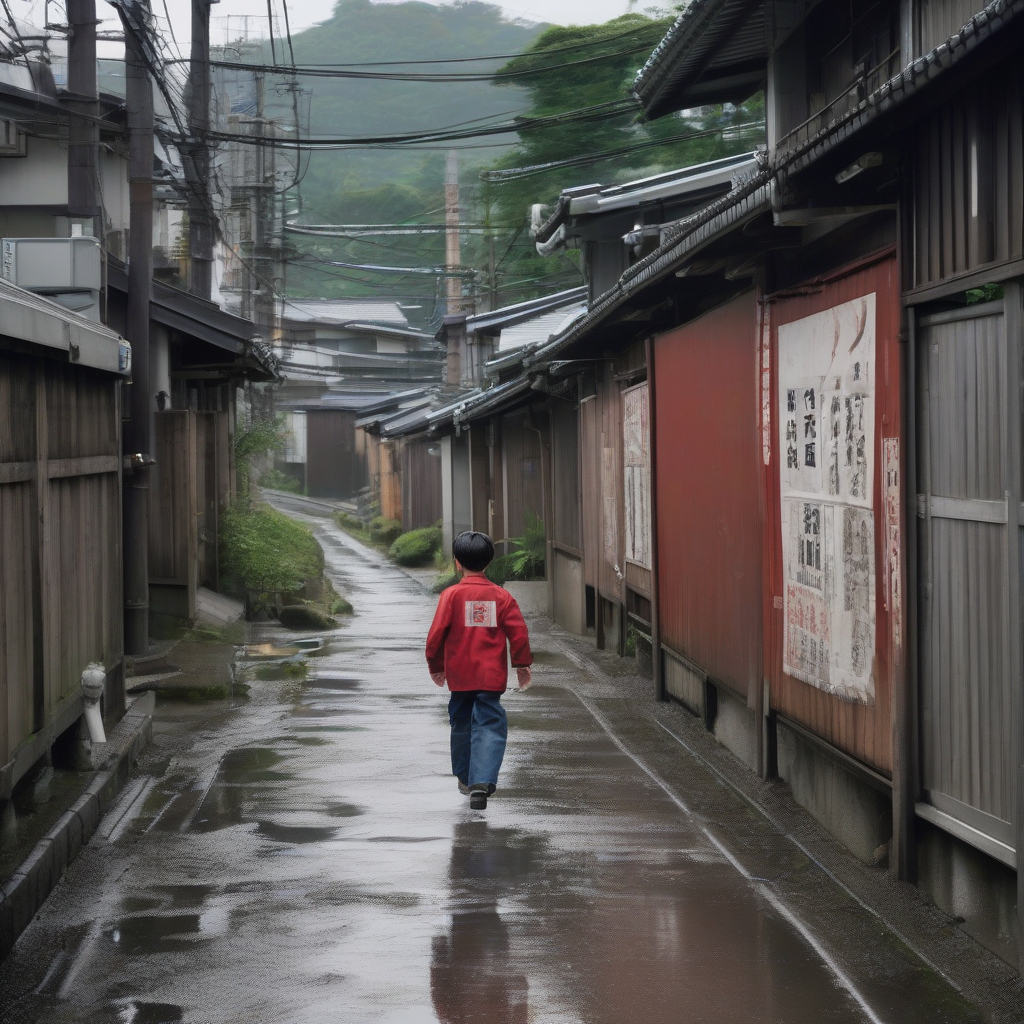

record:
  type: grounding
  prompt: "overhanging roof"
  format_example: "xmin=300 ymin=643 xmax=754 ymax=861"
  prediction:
xmin=459 ymin=287 xmax=588 ymax=335
xmin=107 ymin=261 xmax=277 ymax=379
xmin=633 ymin=0 xmax=767 ymax=119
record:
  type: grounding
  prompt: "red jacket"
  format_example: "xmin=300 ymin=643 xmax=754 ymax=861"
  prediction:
xmin=426 ymin=576 xmax=532 ymax=692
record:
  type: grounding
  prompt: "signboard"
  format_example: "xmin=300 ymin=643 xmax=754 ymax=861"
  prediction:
xmin=778 ymin=293 xmax=877 ymax=703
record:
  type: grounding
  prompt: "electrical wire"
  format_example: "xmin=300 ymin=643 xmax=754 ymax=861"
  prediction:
xmin=206 ymin=41 xmax=659 ymax=82
xmin=200 ymin=97 xmax=639 ymax=149
xmin=481 ymin=120 xmax=766 ymax=181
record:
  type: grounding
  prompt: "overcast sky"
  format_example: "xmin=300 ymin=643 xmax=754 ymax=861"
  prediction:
xmin=75 ymin=0 xmax=639 ymax=59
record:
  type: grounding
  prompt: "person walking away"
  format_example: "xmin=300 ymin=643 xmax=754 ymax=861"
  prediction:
xmin=426 ymin=531 xmax=532 ymax=810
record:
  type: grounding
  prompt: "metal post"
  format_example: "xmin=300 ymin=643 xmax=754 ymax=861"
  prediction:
xmin=122 ymin=0 xmax=154 ymax=657
xmin=66 ymin=0 xmax=100 ymax=235
xmin=187 ymin=0 xmax=213 ymax=299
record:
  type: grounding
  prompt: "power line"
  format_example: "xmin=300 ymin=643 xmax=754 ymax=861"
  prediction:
xmin=481 ymin=120 xmax=766 ymax=181
xmin=200 ymin=97 xmax=639 ymax=149
xmin=205 ymin=41 xmax=658 ymax=83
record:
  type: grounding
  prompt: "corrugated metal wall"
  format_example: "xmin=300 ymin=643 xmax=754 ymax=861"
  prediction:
xmin=307 ymin=410 xmax=357 ymax=499
xmin=916 ymin=299 xmax=1016 ymax=845
xmin=913 ymin=60 xmax=1023 ymax=288
xmin=766 ymin=258 xmax=901 ymax=773
xmin=402 ymin=439 xmax=442 ymax=531
xmin=653 ymin=290 xmax=762 ymax=702
xmin=0 ymin=352 xmax=121 ymax=772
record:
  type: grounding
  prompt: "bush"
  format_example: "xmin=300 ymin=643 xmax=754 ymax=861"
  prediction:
xmin=369 ymin=516 xmax=403 ymax=546
xmin=432 ymin=563 xmax=460 ymax=593
xmin=334 ymin=511 xmax=364 ymax=532
xmin=258 ymin=468 xmax=302 ymax=493
xmin=389 ymin=526 xmax=442 ymax=566
xmin=505 ymin=511 xmax=546 ymax=581
xmin=220 ymin=502 xmax=324 ymax=602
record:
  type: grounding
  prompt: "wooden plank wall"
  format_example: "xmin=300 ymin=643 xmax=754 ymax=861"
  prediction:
xmin=0 ymin=351 xmax=121 ymax=771
xmin=380 ymin=439 xmax=402 ymax=523
xmin=149 ymin=411 xmax=196 ymax=591
xmin=913 ymin=60 xmax=1023 ymax=288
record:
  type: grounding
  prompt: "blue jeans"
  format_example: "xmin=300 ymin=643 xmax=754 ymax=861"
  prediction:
xmin=448 ymin=690 xmax=508 ymax=789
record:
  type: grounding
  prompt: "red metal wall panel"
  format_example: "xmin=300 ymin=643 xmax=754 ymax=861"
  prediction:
xmin=765 ymin=255 xmax=901 ymax=773
xmin=653 ymin=289 xmax=762 ymax=701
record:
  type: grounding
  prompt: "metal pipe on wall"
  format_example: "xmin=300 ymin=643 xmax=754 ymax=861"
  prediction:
xmin=121 ymin=0 xmax=154 ymax=657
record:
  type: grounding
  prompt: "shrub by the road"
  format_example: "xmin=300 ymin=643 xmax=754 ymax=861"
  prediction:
xmin=389 ymin=526 xmax=442 ymax=566
xmin=369 ymin=516 xmax=403 ymax=545
xmin=258 ymin=467 xmax=302 ymax=493
xmin=221 ymin=502 xmax=323 ymax=598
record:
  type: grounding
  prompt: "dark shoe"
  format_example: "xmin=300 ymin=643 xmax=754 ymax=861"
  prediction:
xmin=469 ymin=785 xmax=488 ymax=810
xmin=458 ymin=780 xmax=469 ymax=795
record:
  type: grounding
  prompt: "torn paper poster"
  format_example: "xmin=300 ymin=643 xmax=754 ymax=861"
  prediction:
xmin=623 ymin=382 xmax=652 ymax=569
xmin=778 ymin=294 xmax=877 ymax=703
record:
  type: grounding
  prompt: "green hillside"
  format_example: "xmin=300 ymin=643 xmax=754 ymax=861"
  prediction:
xmin=272 ymin=0 xmax=545 ymax=315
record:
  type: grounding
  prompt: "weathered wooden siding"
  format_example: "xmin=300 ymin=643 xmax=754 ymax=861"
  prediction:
xmin=150 ymin=412 xmax=197 ymax=597
xmin=0 ymin=352 xmax=122 ymax=775
xmin=550 ymin=398 xmax=584 ymax=634
xmin=307 ymin=410 xmax=357 ymax=499
xmin=402 ymin=438 xmax=442 ymax=531
xmin=501 ymin=412 xmax=544 ymax=543
xmin=380 ymin=439 xmax=402 ymax=523
xmin=913 ymin=61 xmax=1023 ymax=288
xmin=598 ymin=367 xmax=624 ymax=605
xmin=580 ymin=395 xmax=600 ymax=590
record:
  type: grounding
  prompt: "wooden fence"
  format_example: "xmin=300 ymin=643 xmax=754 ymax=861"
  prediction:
xmin=0 ymin=351 xmax=123 ymax=797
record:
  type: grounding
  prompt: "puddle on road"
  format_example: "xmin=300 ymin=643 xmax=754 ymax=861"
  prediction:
xmin=306 ymin=674 xmax=362 ymax=690
xmin=120 ymin=885 xmax=215 ymax=914
xmin=529 ymin=650 xmax=573 ymax=668
xmin=104 ymin=914 xmax=205 ymax=954
xmin=117 ymin=1001 xmax=184 ymax=1024
xmin=447 ymin=822 xmax=543 ymax=882
xmin=256 ymin=821 xmax=338 ymax=844
xmin=325 ymin=803 xmax=364 ymax=817
xmin=192 ymin=748 xmax=295 ymax=833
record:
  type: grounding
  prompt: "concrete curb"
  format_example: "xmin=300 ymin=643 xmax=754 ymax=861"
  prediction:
xmin=0 ymin=690 xmax=155 ymax=960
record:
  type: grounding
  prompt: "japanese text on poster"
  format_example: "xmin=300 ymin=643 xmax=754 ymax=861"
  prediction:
xmin=778 ymin=294 xmax=877 ymax=703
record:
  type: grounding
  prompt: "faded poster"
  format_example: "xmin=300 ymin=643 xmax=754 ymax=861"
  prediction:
xmin=623 ymin=382 xmax=651 ymax=569
xmin=778 ymin=294 xmax=877 ymax=703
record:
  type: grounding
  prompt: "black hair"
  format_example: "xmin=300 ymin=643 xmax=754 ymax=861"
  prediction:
xmin=453 ymin=531 xmax=494 ymax=572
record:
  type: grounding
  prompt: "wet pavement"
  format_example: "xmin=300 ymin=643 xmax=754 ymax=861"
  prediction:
xmin=0 ymin=500 xmax=997 ymax=1023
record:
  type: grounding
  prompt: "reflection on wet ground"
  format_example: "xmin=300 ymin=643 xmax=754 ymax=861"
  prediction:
xmin=0 ymin=499 xmax=986 ymax=1023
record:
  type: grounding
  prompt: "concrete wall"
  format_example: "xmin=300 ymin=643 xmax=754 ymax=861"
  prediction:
xmin=776 ymin=721 xmax=891 ymax=867
xmin=917 ymin=819 xmax=1019 ymax=966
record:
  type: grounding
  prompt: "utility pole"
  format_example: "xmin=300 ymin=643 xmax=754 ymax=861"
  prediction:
xmin=121 ymin=0 xmax=154 ymax=657
xmin=445 ymin=149 xmax=461 ymax=315
xmin=187 ymin=0 xmax=213 ymax=299
xmin=66 ymin=0 xmax=100 ymax=237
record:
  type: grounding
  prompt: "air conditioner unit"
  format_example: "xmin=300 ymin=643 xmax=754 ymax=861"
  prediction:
xmin=1 ymin=236 xmax=102 ymax=322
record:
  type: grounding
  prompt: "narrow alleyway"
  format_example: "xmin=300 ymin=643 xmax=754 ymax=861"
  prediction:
xmin=0 ymin=501 xmax=990 ymax=1023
